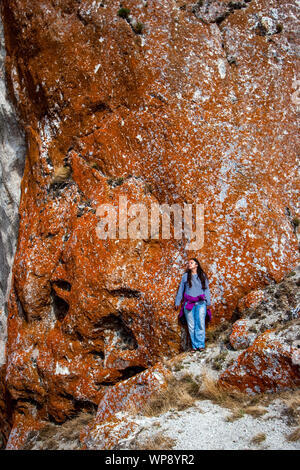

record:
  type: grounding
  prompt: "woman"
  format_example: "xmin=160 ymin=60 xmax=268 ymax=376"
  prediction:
xmin=174 ymin=258 xmax=212 ymax=351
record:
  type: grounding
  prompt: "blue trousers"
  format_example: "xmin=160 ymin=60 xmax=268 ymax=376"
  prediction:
xmin=184 ymin=301 xmax=206 ymax=349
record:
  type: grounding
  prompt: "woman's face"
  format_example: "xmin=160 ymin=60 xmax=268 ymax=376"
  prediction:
xmin=188 ymin=259 xmax=197 ymax=271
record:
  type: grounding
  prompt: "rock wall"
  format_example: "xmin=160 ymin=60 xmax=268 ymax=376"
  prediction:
xmin=0 ymin=0 xmax=299 ymax=448
xmin=0 ymin=15 xmax=26 ymax=448
xmin=0 ymin=16 xmax=26 ymax=367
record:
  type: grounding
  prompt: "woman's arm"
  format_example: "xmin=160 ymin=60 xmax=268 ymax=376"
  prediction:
xmin=175 ymin=275 xmax=186 ymax=307
xmin=205 ymin=277 xmax=212 ymax=321
xmin=204 ymin=276 xmax=211 ymax=307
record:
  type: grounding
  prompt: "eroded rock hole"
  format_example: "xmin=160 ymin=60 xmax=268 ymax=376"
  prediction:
xmin=89 ymin=101 xmax=111 ymax=114
xmin=48 ymin=393 xmax=97 ymax=424
xmin=88 ymin=350 xmax=105 ymax=361
xmin=72 ymin=399 xmax=98 ymax=416
xmin=16 ymin=295 xmax=28 ymax=321
xmin=15 ymin=396 xmax=44 ymax=413
xmin=51 ymin=289 xmax=69 ymax=321
xmin=95 ymin=314 xmax=138 ymax=350
xmin=100 ymin=381 xmax=116 ymax=387
xmin=120 ymin=366 xmax=146 ymax=380
xmin=108 ymin=288 xmax=141 ymax=298
xmin=52 ymin=280 xmax=71 ymax=291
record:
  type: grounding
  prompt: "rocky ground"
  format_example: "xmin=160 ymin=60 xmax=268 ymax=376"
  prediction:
xmin=119 ymin=364 xmax=300 ymax=451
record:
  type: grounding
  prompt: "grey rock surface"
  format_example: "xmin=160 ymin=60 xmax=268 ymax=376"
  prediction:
xmin=0 ymin=16 xmax=26 ymax=366
xmin=230 ymin=264 xmax=300 ymax=351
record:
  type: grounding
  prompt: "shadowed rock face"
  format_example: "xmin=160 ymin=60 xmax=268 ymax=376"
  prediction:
xmin=0 ymin=15 xmax=26 ymax=449
xmin=0 ymin=0 xmax=299 ymax=448
xmin=0 ymin=364 xmax=13 ymax=449
xmin=0 ymin=16 xmax=26 ymax=365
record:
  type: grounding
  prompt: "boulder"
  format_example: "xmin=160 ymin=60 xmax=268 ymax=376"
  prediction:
xmin=80 ymin=362 xmax=171 ymax=450
xmin=219 ymin=320 xmax=300 ymax=394
xmin=229 ymin=319 xmax=257 ymax=350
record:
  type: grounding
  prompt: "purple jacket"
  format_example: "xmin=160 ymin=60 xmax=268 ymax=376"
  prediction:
xmin=179 ymin=292 xmax=212 ymax=322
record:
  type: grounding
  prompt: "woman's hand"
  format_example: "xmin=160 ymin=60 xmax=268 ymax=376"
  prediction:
xmin=206 ymin=306 xmax=212 ymax=322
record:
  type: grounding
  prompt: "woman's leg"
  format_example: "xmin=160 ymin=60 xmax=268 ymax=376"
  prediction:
xmin=193 ymin=302 xmax=206 ymax=349
xmin=184 ymin=303 xmax=197 ymax=349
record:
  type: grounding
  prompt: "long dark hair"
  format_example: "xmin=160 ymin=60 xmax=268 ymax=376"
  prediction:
xmin=186 ymin=258 xmax=207 ymax=290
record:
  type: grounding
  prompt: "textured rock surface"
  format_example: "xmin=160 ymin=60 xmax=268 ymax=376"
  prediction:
xmin=219 ymin=266 xmax=300 ymax=393
xmin=0 ymin=15 xmax=25 ymax=449
xmin=229 ymin=318 xmax=257 ymax=350
xmin=236 ymin=289 xmax=265 ymax=314
xmin=219 ymin=321 xmax=300 ymax=394
xmin=20 ymin=362 xmax=170 ymax=450
xmin=7 ymin=267 xmax=300 ymax=448
xmin=0 ymin=16 xmax=25 ymax=366
xmin=80 ymin=362 xmax=171 ymax=450
xmin=230 ymin=264 xmax=300 ymax=350
xmin=0 ymin=0 xmax=299 ymax=448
